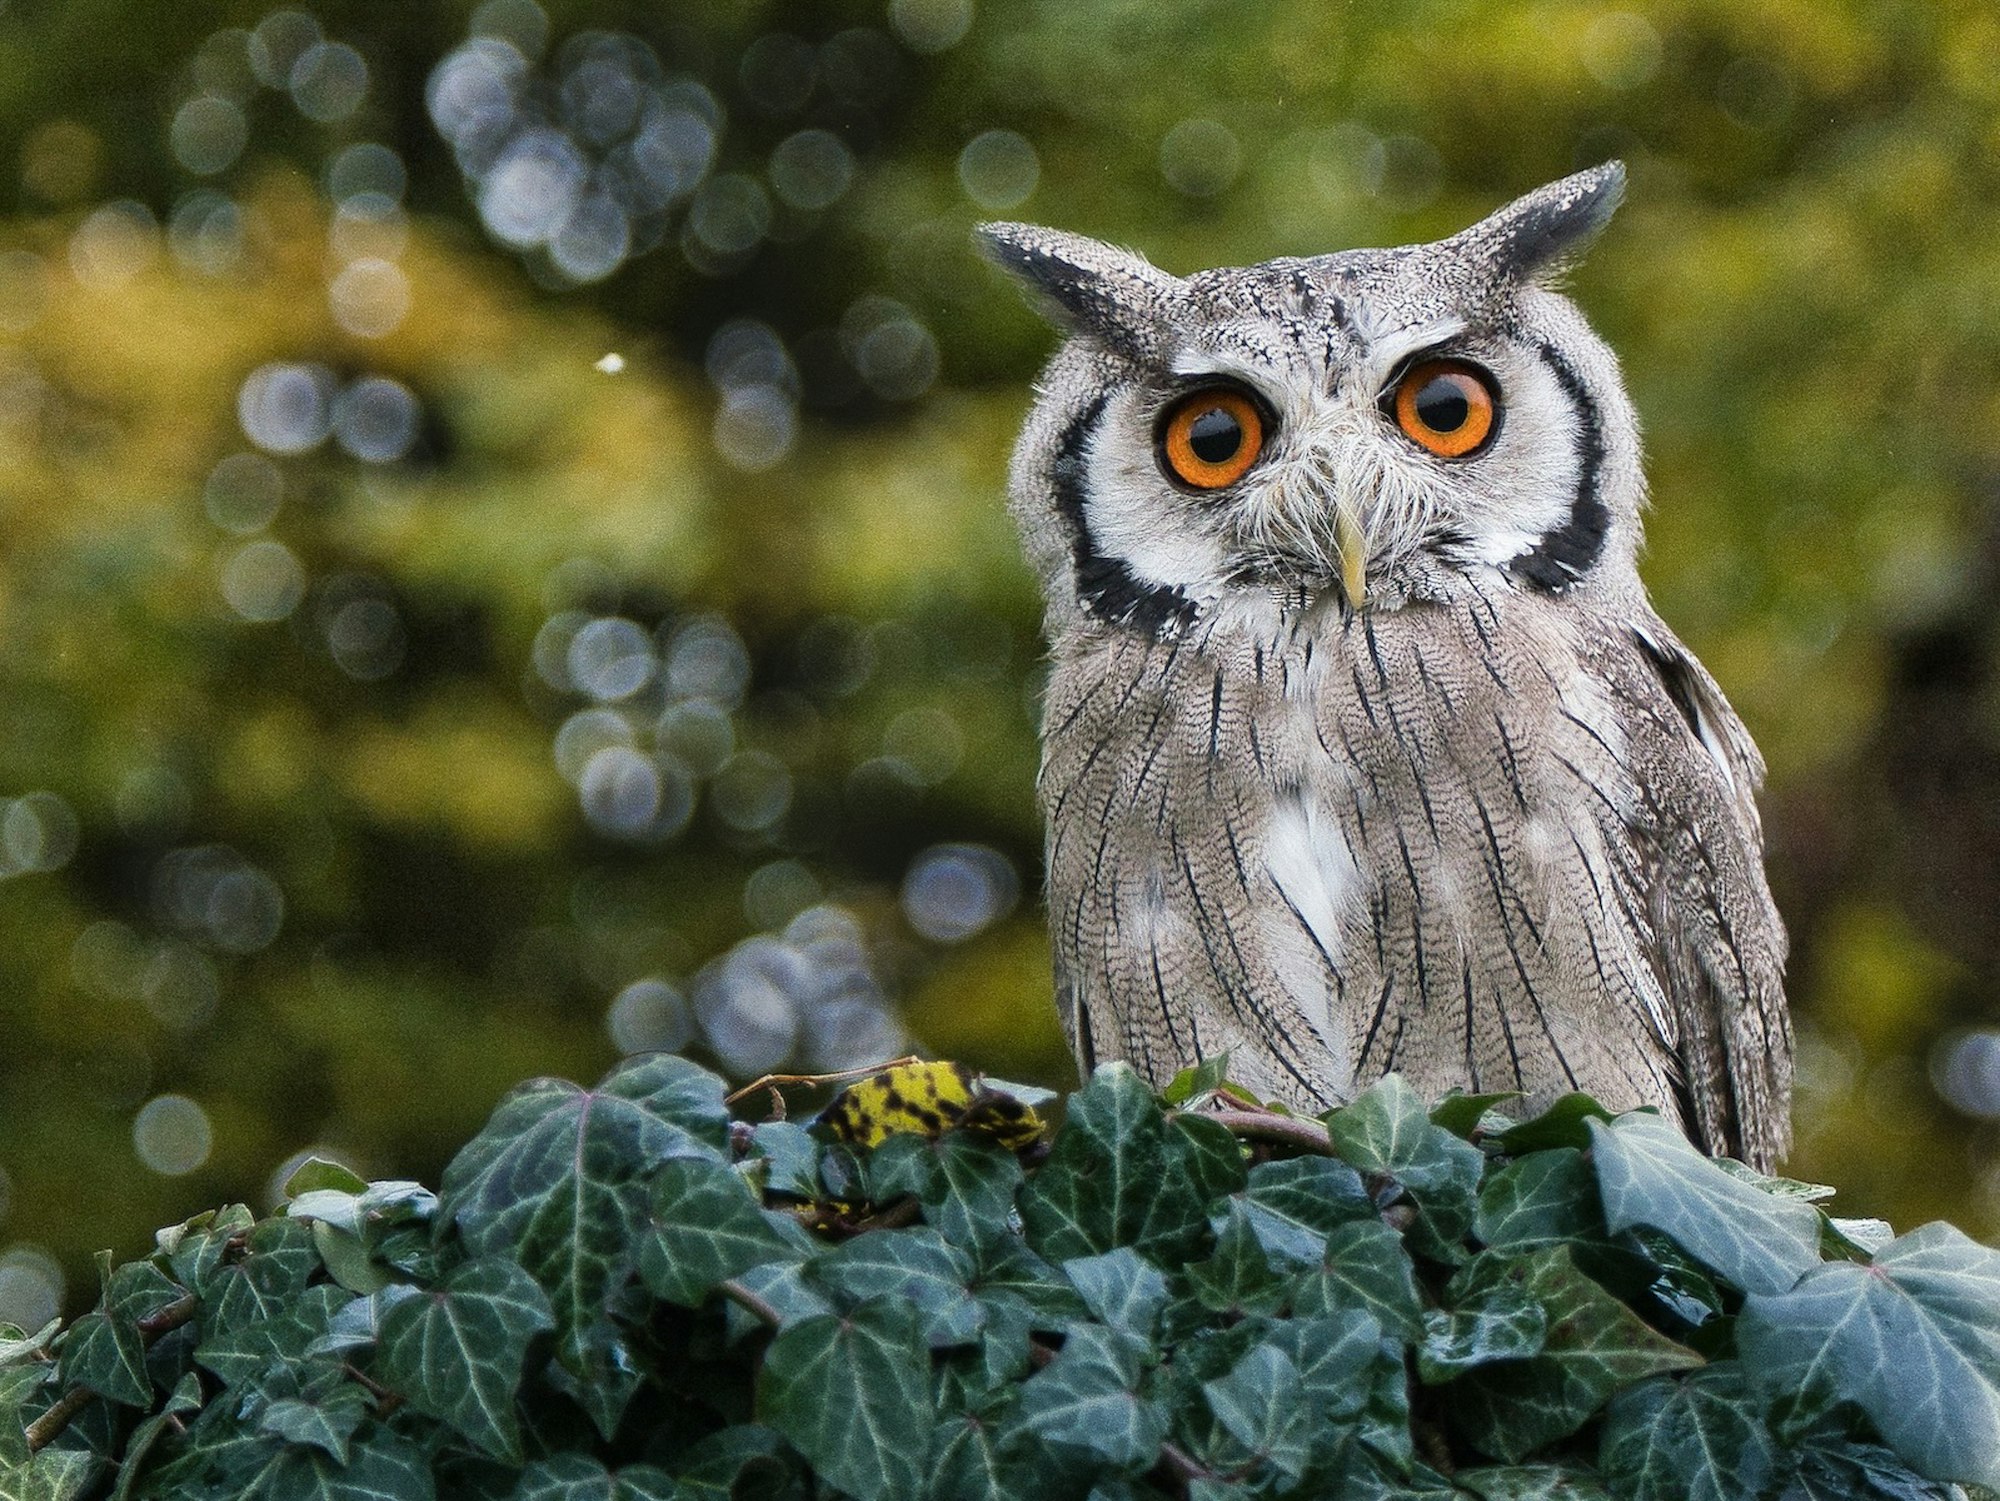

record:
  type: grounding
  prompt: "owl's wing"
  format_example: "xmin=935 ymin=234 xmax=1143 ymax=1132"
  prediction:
xmin=1611 ymin=617 xmax=1793 ymax=1170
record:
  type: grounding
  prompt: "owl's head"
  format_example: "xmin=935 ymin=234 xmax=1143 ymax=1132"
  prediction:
xmin=977 ymin=164 xmax=1642 ymax=636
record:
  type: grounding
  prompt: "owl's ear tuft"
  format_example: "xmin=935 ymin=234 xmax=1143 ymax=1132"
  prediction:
xmin=1454 ymin=162 xmax=1626 ymax=286
xmin=974 ymin=222 xmax=1182 ymax=360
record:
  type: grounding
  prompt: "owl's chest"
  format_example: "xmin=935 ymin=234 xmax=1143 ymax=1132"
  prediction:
xmin=1040 ymin=594 xmax=1640 ymax=984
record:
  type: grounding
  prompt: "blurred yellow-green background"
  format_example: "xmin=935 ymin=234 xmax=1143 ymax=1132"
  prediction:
xmin=3 ymin=0 xmax=1999 ymax=1321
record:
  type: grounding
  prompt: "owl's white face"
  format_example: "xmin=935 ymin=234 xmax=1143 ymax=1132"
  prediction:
xmin=982 ymin=165 xmax=1647 ymax=634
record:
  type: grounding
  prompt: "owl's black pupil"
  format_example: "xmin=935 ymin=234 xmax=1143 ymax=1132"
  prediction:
xmin=1187 ymin=407 xmax=1242 ymax=463
xmin=1414 ymin=376 xmax=1470 ymax=432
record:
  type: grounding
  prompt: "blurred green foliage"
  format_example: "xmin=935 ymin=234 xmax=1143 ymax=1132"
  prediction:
xmin=1 ymin=0 xmax=1998 ymax=1320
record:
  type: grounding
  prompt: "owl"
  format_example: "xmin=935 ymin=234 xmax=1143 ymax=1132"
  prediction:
xmin=977 ymin=163 xmax=1792 ymax=1170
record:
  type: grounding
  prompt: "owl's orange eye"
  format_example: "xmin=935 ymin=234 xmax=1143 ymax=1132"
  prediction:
xmin=1158 ymin=388 xmax=1266 ymax=490
xmin=1392 ymin=360 xmax=1498 ymax=459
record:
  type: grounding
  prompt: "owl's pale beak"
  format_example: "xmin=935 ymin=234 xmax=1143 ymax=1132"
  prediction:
xmin=1334 ymin=499 xmax=1369 ymax=608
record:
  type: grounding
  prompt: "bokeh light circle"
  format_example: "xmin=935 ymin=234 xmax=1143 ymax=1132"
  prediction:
xmin=133 ymin=1095 xmax=214 ymax=1176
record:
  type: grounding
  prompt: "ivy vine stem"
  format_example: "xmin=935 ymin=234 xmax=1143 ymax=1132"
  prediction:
xmin=1197 ymin=1109 xmax=1339 ymax=1155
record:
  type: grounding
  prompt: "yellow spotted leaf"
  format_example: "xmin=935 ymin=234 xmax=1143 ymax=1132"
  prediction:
xmin=816 ymin=1062 xmax=1046 ymax=1151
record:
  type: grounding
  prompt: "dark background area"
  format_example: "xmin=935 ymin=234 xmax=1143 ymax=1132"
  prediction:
xmin=2 ymin=0 xmax=1998 ymax=1325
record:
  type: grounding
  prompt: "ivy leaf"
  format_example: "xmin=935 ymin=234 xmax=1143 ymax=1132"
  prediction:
xmin=1446 ymin=1246 xmax=1703 ymax=1461
xmin=1496 ymin=1095 xmax=1618 ymax=1154
xmin=283 ymin=1158 xmax=371 ymax=1199
xmin=59 ymin=1256 xmax=183 ymax=1407
xmin=0 ymin=1447 xmax=101 ymax=1501
xmin=371 ymin=1258 xmax=555 ymax=1462
xmin=1010 ymin=1323 xmax=1165 ymax=1472
xmin=757 ymin=1297 xmax=935 ymax=1501
xmin=1061 ymin=1248 xmax=1168 ymax=1341
xmin=1292 ymin=1219 xmax=1423 ymax=1340
xmin=1259 ymin=1310 xmax=1387 ymax=1422
xmin=869 ymin=1132 xmax=1026 ymax=1250
xmin=726 ymin=1260 xmax=835 ymax=1335
xmin=745 ymin=1120 xmax=822 ymax=1201
xmin=438 ymin=1056 xmax=728 ymax=1392
xmin=256 ymin=1431 xmax=438 ymax=1500
xmin=1018 ymin=1064 xmax=1211 ymax=1263
xmin=928 ymin=1382 xmax=1020 ymax=1501
xmin=1738 ymin=1221 xmax=2000 ymax=1487
xmin=669 ymin=1423 xmax=798 ymax=1500
xmin=1780 ymin=1441 xmax=1966 ymax=1499
xmin=197 ymin=1277 xmax=351 ymax=1391
xmin=1588 ymin=1114 xmax=1821 ymax=1295
xmin=505 ymin=1453 xmax=677 ymax=1500
xmin=1476 ymin=1150 xmax=1605 ymax=1255
xmin=1162 ymin=1056 xmax=1231 ymax=1106
xmin=107 ymin=1371 xmax=203 ymax=1501
xmin=1233 ymin=1156 xmax=1376 ymax=1268
xmin=1185 ymin=1206 xmax=1290 ymax=1317
xmin=1431 ymin=1090 xmax=1526 ymax=1139
xmin=1202 ymin=1345 xmax=1312 ymax=1482
xmin=1457 ymin=1466 xmax=1616 ymax=1500
xmin=0 ymin=1364 xmax=50 ymax=1468
xmin=638 ymin=1157 xmax=799 ymax=1307
xmin=1326 ymin=1075 xmax=1484 ymax=1254
xmin=1419 ymin=1277 xmax=1548 ymax=1383
xmin=1598 ymin=1365 xmax=1784 ymax=1501
xmin=809 ymin=1228 xmax=983 ymax=1348
xmin=258 ymin=1380 xmax=373 ymax=1464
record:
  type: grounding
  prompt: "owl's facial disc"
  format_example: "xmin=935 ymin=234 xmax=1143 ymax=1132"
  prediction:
xmin=981 ymin=162 xmax=1633 ymax=633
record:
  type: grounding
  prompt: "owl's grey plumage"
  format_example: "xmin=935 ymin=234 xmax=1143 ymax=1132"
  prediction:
xmin=977 ymin=163 xmax=1793 ymax=1169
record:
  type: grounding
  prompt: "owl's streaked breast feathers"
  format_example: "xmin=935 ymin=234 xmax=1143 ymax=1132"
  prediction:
xmin=980 ymin=163 xmax=1792 ymax=1170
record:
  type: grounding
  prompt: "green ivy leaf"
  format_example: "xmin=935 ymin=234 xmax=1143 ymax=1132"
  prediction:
xmin=638 ymin=1157 xmax=799 ymax=1307
xmin=1326 ymin=1075 xmax=1484 ymax=1255
xmin=1419 ymin=1277 xmax=1548 ymax=1383
xmin=255 ymin=1430 xmax=438 ymax=1500
xmin=159 ymin=1205 xmax=257 ymax=1296
xmin=1780 ymin=1441 xmax=1965 ymax=1499
xmin=1495 ymin=1095 xmax=1617 ymax=1154
xmin=1202 ymin=1345 xmax=1312 ymax=1482
xmin=1598 ymin=1365 xmax=1784 ymax=1501
xmin=1061 ymin=1248 xmax=1168 ymax=1341
xmin=1161 ymin=1055 xmax=1231 ymax=1106
xmin=1476 ymin=1149 xmax=1605 ymax=1254
xmin=107 ymin=1372 xmax=202 ymax=1501
xmin=1233 ymin=1156 xmax=1375 ymax=1268
xmin=1019 ymin=1064 xmax=1213 ymax=1263
xmin=1588 ymin=1114 xmax=1821 ymax=1295
xmin=372 ymin=1257 xmax=555 ymax=1462
xmin=1185 ymin=1206 xmax=1290 ymax=1317
xmin=1009 ymin=1323 xmax=1165 ymax=1472
xmin=0 ymin=1364 xmax=50 ymax=1468
xmin=927 ymin=1383 xmax=1019 ymax=1501
xmin=1446 ymin=1246 xmax=1703 ymax=1461
xmin=1739 ymin=1221 xmax=2000 ymax=1487
xmin=745 ymin=1120 xmax=823 ymax=1201
xmin=283 ymin=1158 xmax=371 ymax=1199
xmin=1259 ymin=1310 xmax=1388 ymax=1423
xmin=1457 ymin=1465 xmax=1616 ymax=1499
xmin=58 ymin=1299 xmax=149 ymax=1407
xmin=257 ymin=1380 xmax=373 ymax=1464
xmin=1293 ymin=1219 xmax=1423 ymax=1340
xmin=758 ymin=1297 xmax=935 ymax=1501
xmin=1431 ymin=1090 xmax=1526 ymax=1139
xmin=505 ymin=1453 xmax=677 ymax=1500
xmin=438 ymin=1056 xmax=728 ymax=1397
xmin=726 ymin=1260 xmax=835 ymax=1335
xmin=195 ymin=1280 xmax=352 ymax=1400
xmin=0 ymin=1447 xmax=100 ymax=1501
xmin=809 ymin=1228 xmax=983 ymax=1348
